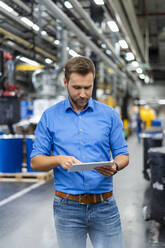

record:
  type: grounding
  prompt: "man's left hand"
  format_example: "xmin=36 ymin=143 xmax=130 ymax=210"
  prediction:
xmin=95 ymin=164 xmax=117 ymax=177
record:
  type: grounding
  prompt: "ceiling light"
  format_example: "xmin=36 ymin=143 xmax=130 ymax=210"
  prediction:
xmin=64 ymin=1 xmax=73 ymax=9
xmin=139 ymin=74 xmax=145 ymax=79
xmin=21 ymin=17 xmax=34 ymax=27
xmin=101 ymin=43 xmax=106 ymax=49
xmin=33 ymin=24 xmax=39 ymax=32
xmin=144 ymin=75 xmax=150 ymax=84
xmin=125 ymin=52 xmax=134 ymax=61
xmin=158 ymin=99 xmax=165 ymax=104
xmin=69 ymin=49 xmax=80 ymax=57
xmin=45 ymin=58 xmax=53 ymax=64
xmin=0 ymin=1 xmax=18 ymax=16
xmin=119 ymin=40 xmax=128 ymax=49
xmin=54 ymin=40 xmax=60 ymax=45
xmin=131 ymin=61 xmax=139 ymax=67
xmin=136 ymin=68 xmax=143 ymax=74
xmin=41 ymin=31 xmax=47 ymax=36
xmin=6 ymin=41 xmax=15 ymax=46
xmin=107 ymin=21 xmax=119 ymax=32
xmin=21 ymin=17 xmax=39 ymax=31
xmin=106 ymin=50 xmax=111 ymax=55
xmin=93 ymin=0 xmax=104 ymax=5
xmin=18 ymin=56 xmax=40 ymax=66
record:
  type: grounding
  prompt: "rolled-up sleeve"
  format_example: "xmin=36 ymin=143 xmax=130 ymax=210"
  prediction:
xmin=109 ymin=110 xmax=129 ymax=158
xmin=30 ymin=112 xmax=53 ymax=158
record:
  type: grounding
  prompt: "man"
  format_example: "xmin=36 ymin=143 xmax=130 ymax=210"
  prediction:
xmin=31 ymin=56 xmax=129 ymax=248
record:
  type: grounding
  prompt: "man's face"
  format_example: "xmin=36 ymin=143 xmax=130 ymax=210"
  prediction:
xmin=64 ymin=72 xmax=94 ymax=112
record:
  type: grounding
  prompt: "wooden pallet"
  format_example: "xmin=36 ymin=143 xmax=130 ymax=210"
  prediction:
xmin=0 ymin=170 xmax=53 ymax=182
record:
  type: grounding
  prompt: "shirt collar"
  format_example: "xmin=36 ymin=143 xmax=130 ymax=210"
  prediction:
xmin=64 ymin=97 xmax=94 ymax=112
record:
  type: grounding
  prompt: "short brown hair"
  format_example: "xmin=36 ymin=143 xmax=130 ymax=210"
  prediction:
xmin=64 ymin=56 xmax=95 ymax=82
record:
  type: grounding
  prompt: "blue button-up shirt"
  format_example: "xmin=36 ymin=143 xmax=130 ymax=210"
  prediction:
xmin=31 ymin=97 xmax=128 ymax=194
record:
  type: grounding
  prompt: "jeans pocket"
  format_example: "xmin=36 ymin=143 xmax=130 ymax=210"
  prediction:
xmin=104 ymin=195 xmax=115 ymax=204
xmin=53 ymin=194 xmax=65 ymax=208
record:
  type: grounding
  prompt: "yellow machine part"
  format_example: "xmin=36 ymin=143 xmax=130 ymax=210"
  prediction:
xmin=140 ymin=106 xmax=156 ymax=127
xmin=16 ymin=64 xmax=44 ymax=71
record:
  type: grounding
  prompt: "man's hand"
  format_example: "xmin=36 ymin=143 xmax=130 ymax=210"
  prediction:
xmin=57 ymin=155 xmax=81 ymax=170
xmin=95 ymin=164 xmax=117 ymax=177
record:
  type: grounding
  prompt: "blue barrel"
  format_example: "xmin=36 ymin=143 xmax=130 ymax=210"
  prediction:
xmin=0 ymin=135 xmax=23 ymax=173
xmin=26 ymin=135 xmax=35 ymax=172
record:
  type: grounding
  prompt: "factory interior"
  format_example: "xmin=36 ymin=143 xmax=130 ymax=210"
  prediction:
xmin=0 ymin=0 xmax=165 ymax=247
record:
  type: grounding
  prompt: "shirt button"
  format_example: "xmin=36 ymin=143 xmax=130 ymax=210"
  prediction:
xmin=80 ymin=141 xmax=84 ymax=145
xmin=80 ymin=128 xmax=83 ymax=132
xmin=79 ymin=116 xmax=82 ymax=119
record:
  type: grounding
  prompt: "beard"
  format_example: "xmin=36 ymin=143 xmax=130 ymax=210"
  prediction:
xmin=69 ymin=95 xmax=89 ymax=110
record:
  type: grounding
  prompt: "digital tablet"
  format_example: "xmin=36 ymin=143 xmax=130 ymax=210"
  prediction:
xmin=68 ymin=161 xmax=114 ymax=172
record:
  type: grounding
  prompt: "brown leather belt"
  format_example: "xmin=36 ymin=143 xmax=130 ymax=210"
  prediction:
xmin=55 ymin=190 xmax=113 ymax=204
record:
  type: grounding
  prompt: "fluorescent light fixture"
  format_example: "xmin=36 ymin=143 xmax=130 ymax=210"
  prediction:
xmin=0 ymin=1 xmax=18 ymax=16
xmin=106 ymin=50 xmax=111 ymax=55
xmin=107 ymin=21 xmax=119 ymax=32
xmin=69 ymin=49 xmax=80 ymax=57
xmin=18 ymin=56 xmax=40 ymax=66
xmin=93 ymin=0 xmax=104 ymax=5
xmin=119 ymin=40 xmax=128 ymax=49
xmin=125 ymin=52 xmax=135 ymax=61
xmin=45 ymin=58 xmax=53 ymax=64
xmin=54 ymin=40 xmax=60 ymax=45
xmin=131 ymin=61 xmax=139 ymax=67
xmin=64 ymin=1 xmax=73 ymax=9
xmin=21 ymin=17 xmax=39 ymax=31
xmin=33 ymin=24 xmax=39 ymax=32
xmin=139 ymin=74 xmax=145 ymax=79
xmin=136 ymin=68 xmax=143 ymax=74
xmin=101 ymin=43 xmax=106 ymax=49
xmin=21 ymin=17 xmax=34 ymax=27
xmin=158 ymin=99 xmax=165 ymax=104
xmin=144 ymin=75 xmax=150 ymax=84
xmin=41 ymin=30 xmax=47 ymax=36
xmin=6 ymin=41 xmax=15 ymax=46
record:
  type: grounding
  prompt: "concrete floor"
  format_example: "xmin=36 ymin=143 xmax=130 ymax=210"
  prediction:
xmin=0 ymin=134 xmax=165 ymax=248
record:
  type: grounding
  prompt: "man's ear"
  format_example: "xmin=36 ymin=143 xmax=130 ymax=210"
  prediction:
xmin=64 ymin=78 xmax=68 ymax=88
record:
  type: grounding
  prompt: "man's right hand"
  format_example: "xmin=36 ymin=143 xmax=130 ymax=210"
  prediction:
xmin=31 ymin=154 xmax=81 ymax=172
xmin=57 ymin=155 xmax=81 ymax=170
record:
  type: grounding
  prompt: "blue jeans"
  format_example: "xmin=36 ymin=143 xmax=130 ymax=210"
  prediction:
xmin=53 ymin=194 xmax=124 ymax=248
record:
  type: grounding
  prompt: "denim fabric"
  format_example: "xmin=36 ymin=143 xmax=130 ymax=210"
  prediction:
xmin=53 ymin=194 xmax=124 ymax=248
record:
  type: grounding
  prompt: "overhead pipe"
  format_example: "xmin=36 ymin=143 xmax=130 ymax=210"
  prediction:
xmin=137 ymin=13 xmax=165 ymax=17
xmin=40 ymin=0 xmax=141 ymax=85
xmin=11 ymin=0 xmax=31 ymax=14
xmin=11 ymin=0 xmax=57 ymax=35
xmin=40 ymin=0 xmax=129 ymax=78
xmin=68 ymin=0 xmax=139 ymax=83
xmin=0 ymin=23 xmax=56 ymax=57
xmin=69 ymin=0 xmax=124 ymax=66
xmin=0 ymin=4 xmax=56 ymax=49
xmin=0 ymin=27 xmax=57 ymax=61
xmin=0 ymin=23 xmax=30 ymax=39
xmin=12 ymin=0 xmax=136 ymax=82
xmin=4 ymin=39 xmax=46 ymax=65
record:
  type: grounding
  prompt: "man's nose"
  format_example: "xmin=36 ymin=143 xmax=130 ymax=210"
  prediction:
xmin=80 ymin=89 xmax=86 ymax=97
